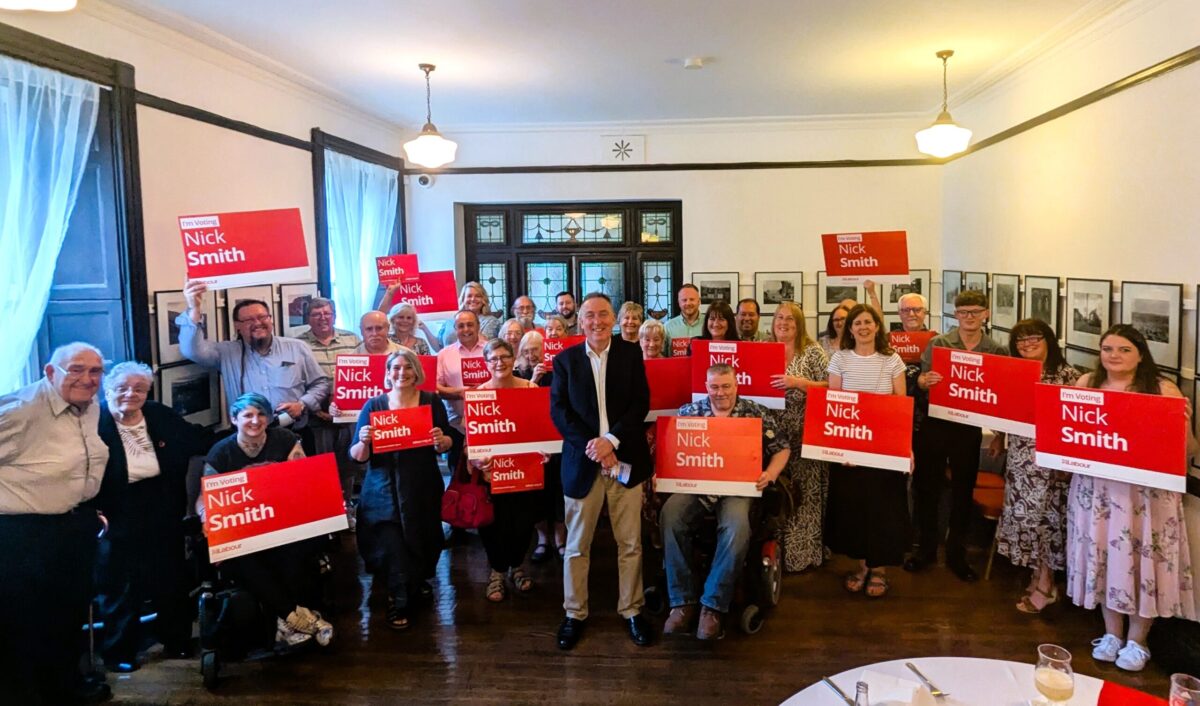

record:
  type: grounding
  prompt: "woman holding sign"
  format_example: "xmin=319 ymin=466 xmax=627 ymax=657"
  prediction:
xmin=1065 ymin=325 xmax=1197 ymax=672
xmin=385 ymin=302 xmax=433 ymax=355
xmin=350 ymin=348 xmax=453 ymax=631
xmin=825 ymin=304 xmax=908 ymax=597
xmin=696 ymin=300 xmax=739 ymax=343
xmin=639 ymin=319 xmax=666 ymax=360
xmin=514 ymin=331 xmax=567 ymax=562
xmin=544 ymin=315 xmax=570 ymax=339
xmin=989 ymin=320 xmax=1079 ymax=614
xmin=768 ymin=301 xmax=831 ymax=572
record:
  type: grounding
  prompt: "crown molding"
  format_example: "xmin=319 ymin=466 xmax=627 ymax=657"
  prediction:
xmin=442 ymin=112 xmax=927 ymax=135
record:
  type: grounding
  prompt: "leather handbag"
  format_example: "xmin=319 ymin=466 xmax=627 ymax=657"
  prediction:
xmin=440 ymin=457 xmax=495 ymax=529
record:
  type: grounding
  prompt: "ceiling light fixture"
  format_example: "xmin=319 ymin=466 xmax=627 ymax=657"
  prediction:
xmin=915 ymin=49 xmax=972 ymax=159
xmin=0 ymin=0 xmax=77 ymax=10
xmin=403 ymin=63 xmax=458 ymax=169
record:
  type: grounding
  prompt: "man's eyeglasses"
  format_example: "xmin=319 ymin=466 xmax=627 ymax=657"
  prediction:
xmin=956 ymin=309 xmax=987 ymax=318
xmin=237 ymin=314 xmax=273 ymax=324
xmin=55 ymin=364 xmax=104 ymax=379
xmin=899 ymin=307 xmax=926 ymax=315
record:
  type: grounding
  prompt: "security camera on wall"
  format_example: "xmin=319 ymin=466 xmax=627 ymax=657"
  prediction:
xmin=416 ymin=174 xmax=435 ymax=188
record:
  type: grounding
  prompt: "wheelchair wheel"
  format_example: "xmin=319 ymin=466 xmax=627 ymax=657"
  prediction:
xmin=643 ymin=585 xmax=666 ymax=616
xmin=200 ymin=650 xmax=219 ymax=690
xmin=739 ymin=605 xmax=764 ymax=634
xmin=761 ymin=540 xmax=783 ymax=607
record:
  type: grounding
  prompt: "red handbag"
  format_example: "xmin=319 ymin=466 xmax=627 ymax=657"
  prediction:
xmin=440 ymin=457 xmax=495 ymax=529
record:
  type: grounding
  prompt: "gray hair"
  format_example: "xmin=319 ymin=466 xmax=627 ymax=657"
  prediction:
xmin=500 ymin=318 xmax=524 ymax=337
xmin=384 ymin=346 xmax=425 ymax=388
xmin=103 ymin=361 xmax=153 ymax=392
xmin=387 ymin=301 xmax=418 ymax=321
xmin=898 ymin=292 xmax=929 ymax=310
xmin=638 ymin=318 xmax=665 ymax=339
xmin=707 ymin=363 xmax=736 ymax=378
xmin=308 ymin=297 xmax=336 ymax=314
xmin=49 ymin=341 xmax=103 ymax=368
xmin=618 ymin=301 xmax=645 ymax=322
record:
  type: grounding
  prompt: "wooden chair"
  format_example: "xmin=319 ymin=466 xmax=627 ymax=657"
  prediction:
xmin=973 ymin=472 xmax=1005 ymax=580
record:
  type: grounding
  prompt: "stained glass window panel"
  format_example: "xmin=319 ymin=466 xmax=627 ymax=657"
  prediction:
xmin=475 ymin=213 xmax=505 ymax=244
xmin=642 ymin=260 xmax=673 ymax=320
xmin=640 ymin=211 xmax=672 ymax=243
xmin=579 ymin=261 xmax=625 ymax=304
xmin=522 ymin=212 xmax=623 ymax=244
xmin=525 ymin=262 xmax=569 ymax=320
xmin=477 ymin=263 xmax=507 ymax=315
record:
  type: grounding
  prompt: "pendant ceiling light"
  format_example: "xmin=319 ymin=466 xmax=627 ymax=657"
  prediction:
xmin=403 ymin=63 xmax=458 ymax=169
xmin=915 ymin=50 xmax=972 ymax=159
xmin=0 ymin=0 xmax=76 ymax=9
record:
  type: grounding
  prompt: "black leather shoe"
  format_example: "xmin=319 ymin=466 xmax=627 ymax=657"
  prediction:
xmin=627 ymin=614 xmax=654 ymax=647
xmin=557 ymin=617 xmax=585 ymax=650
xmin=947 ymin=559 xmax=978 ymax=582
xmin=902 ymin=555 xmax=932 ymax=572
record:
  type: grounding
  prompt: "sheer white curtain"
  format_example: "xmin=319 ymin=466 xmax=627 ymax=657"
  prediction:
xmin=324 ymin=149 xmax=400 ymax=324
xmin=0 ymin=56 xmax=100 ymax=393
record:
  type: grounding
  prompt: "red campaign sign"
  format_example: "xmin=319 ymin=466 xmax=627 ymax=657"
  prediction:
xmin=800 ymin=387 xmax=914 ymax=472
xmin=654 ymin=416 xmax=763 ymax=497
xmin=888 ymin=330 xmax=937 ymax=364
xmin=927 ymin=347 xmax=1041 ymax=435
xmin=332 ymin=354 xmax=387 ymax=423
xmin=645 ymin=356 xmax=692 ymax=421
xmin=370 ymin=405 xmax=435 ymax=453
xmin=389 ymin=270 xmax=459 ymax=318
xmin=179 ymin=208 xmax=309 ymax=290
xmin=821 ymin=230 xmax=909 ymax=285
xmin=464 ymin=387 xmax=563 ymax=459
xmin=1098 ymin=682 xmax=1167 ymax=706
xmin=417 ymin=355 xmax=438 ymax=393
xmin=689 ymin=340 xmax=786 ymax=410
xmin=670 ymin=337 xmax=692 ymax=357
xmin=376 ymin=254 xmax=420 ymax=285
xmin=1034 ymin=384 xmax=1188 ymax=492
xmin=543 ymin=335 xmax=585 ymax=365
xmin=488 ymin=453 xmax=545 ymax=494
xmin=201 ymin=453 xmax=347 ymax=561
xmin=460 ymin=357 xmax=490 ymax=388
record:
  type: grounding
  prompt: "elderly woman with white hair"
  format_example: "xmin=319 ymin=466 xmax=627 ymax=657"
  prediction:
xmin=95 ymin=361 xmax=211 ymax=671
xmin=386 ymin=301 xmax=435 ymax=354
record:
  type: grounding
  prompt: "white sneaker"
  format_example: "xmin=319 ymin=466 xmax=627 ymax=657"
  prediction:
xmin=1091 ymin=633 xmax=1124 ymax=662
xmin=311 ymin=610 xmax=334 ymax=647
xmin=287 ymin=606 xmax=334 ymax=647
xmin=275 ymin=617 xmax=313 ymax=648
xmin=1115 ymin=639 xmax=1150 ymax=671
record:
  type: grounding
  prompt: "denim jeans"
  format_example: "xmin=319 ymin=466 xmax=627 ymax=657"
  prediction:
xmin=662 ymin=494 xmax=752 ymax=613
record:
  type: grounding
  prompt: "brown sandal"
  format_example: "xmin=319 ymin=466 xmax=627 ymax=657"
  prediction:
xmin=844 ymin=569 xmax=868 ymax=593
xmin=509 ymin=567 xmax=533 ymax=593
xmin=486 ymin=570 xmax=506 ymax=602
xmin=865 ymin=571 xmax=890 ymax=598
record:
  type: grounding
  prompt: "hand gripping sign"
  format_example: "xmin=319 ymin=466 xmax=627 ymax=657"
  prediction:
xmin=460 ymin=357 xmax=490 ymax=388
xmin=370 ymin=405 xmax=435 ymax=453
xmin=927 ymin=347 xmax=1042 ymax=436
xmin=464 ymin=387 xmax=563 ymax=459
xmin=179 ymin=208 xmax=310 ymax=290
xmin=332 ymin=354 xmax=387 ymax=423
xmin=654 ymin=416 xmax=763 ymax=497
xmin=201 ymin=453 xmax=347 ymax=562
xmin=800 ymin=388 xmax=914 ymax=472
xmin=388 ymin=270 xmax=459 ymax=318
xmin=645 ymin=356 xmax=692 ymax=421
xmin=820 ymin=230 xmax=909 ymax=285
xmin=690 ymin=340 xmax=786 ymax=409
xmin=376 ymin=254 xmax=420 ymax=285
xmin=1034 ymin=384 xmax=1188 ymax=492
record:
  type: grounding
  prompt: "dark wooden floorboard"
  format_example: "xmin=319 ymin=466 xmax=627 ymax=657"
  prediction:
xmin=109 ymin=528 xmax=1172 ymax=705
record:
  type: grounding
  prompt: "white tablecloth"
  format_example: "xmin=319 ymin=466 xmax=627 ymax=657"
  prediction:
xmin=781 ymin=656 xmax=1106 ymax=706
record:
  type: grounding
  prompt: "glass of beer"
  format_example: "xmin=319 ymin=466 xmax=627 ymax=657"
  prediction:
xmin=1034 ymin=644 xmax=1074 ymax=705
xmin=1171 ymin=673 xmax=1200 ymax=705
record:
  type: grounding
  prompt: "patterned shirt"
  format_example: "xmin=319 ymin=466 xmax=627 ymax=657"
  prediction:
xmin=296 ymin=328 xmax=361 ymax=378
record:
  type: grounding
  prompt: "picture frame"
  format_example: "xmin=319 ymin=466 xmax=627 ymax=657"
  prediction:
xmin=154 ymin=289 xmax=217 ymax=367
xmin=159 ymin=363 xmax=221 ymax=427
xmin=990 ymin=273 xmax=1020 ymax=331
xmin=963 ymin=271 xmax=988 ymax=295
xmin=1022 ymin=275 xmax=1061 ymax=336
xmin=1064 ymin=278 xmax=1113 ymax=352
xmin=225 ymin=285 xmax=275 ymax=342
xmin=691 ymin=272 xmax=739 ymax=312
xmin=753 ymin=271 xmax=802 ymax=315
xmin=1064 ymin=346 xmax=1099 ymax=378
xmin=279 ymin=282 xmax=320 ymax=337
xmin=942 ymin=270 xmax=962 ymax=316
xmin=1120 ymin=281 xmax=1183 ymax=370
xmin=881 ymin=269 xmax=931 ymax=314
xmin=816 ymin=270 xmax=863 ymax=314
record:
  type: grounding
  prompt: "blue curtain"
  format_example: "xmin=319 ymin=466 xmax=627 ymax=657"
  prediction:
xmin=0 ymin=56 xmax=100 ymax=393
xmin=324 ymin=149 xmax=400 ymax=324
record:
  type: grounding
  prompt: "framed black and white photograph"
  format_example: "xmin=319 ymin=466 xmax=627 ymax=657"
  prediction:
xmin=816 ymin=271 xmax=863 ymax=314
xmin=1120 ymin=281 xmax=1183 ymax=370
xmin=279 ymin=282 xmax=320 ymax=337
xmin=942 ymin=270 xmax=962 ymax=316
xmin=990 ymin=273 xmax=1020 ymax=331
xmin=691 ymin=272 xmax=739 ymax=311
xmin=963 ymin=271 xmax=988 ymax=295
xmin=154 ymin=289 xmax=216 ymax=366
xmin=159 ymin=363 xmax=221 ymax=427
xmin=754 ymin=271 xmax=802 ymax=314
xmin=1064 ymin=278 xmax=1112 ymax=352
xmin=225 ymin=285 xmax=275 ymax=342
xmin=1064 ymin=346 xmax=1099 ymax=378
xmin=1023 ymin=275 xmax=1060 ymax=335
xmin=882 ymin=269 xmax=931 ymax=314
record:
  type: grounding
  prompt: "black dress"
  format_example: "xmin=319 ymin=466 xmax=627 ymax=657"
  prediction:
xmin=353 ymin=392 xmax=450 ymax=605
xmin=515 ymin=367 xmax=562 ymax=525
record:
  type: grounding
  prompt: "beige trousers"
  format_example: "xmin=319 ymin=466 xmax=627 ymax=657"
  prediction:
xmin=562 ymin=475 xmax=644 ymax=620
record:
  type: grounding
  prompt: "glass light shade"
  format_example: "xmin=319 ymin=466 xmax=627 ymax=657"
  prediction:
xmin=0 ymin=0 xmax=76 ymax=9
xmin=403 ymin=123 xmax=457 ymax=168
xmin=915 ymin=111 xmax=972 ymax=158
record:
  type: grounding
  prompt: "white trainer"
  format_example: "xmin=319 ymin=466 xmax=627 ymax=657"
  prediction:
xmin=1115 ymin=639 xmax=1151 ymax=671
xmin=1091 ymin=633 xmax=1124 ymax=662
xmin=287 ymin=606 xmax=334 ymax=647
xmin=275 ymin=617 xmax=313 ymax=648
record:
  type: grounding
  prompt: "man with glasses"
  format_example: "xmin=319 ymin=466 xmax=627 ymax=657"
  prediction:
xmin=178 ymin=280 xmax=330 ymax=432
xmin=909 ymin=290 xmax=1006 ymax=581
xmin=511 ymin=295 xmax=538 ymax=331
xmin=1 ymin=342 xmax=120 ymax=704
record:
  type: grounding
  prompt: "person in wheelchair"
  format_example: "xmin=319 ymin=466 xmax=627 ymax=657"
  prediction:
xmin=661 ymin=364 xmax=790 ymax=640
xmin=200 ymin=393 xmax=334 ymax=649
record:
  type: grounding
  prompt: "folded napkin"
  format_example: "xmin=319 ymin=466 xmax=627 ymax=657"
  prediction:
xmin=856 ymin=669 xmax=937 ymax=706
xmin=1098 ymin=682 xmax=1167 ymax=706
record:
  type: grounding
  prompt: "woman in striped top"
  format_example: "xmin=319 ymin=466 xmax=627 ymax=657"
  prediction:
xmin=824 ymin=304 xmax=909 ymax=598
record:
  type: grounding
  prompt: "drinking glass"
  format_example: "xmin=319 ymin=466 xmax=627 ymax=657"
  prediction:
xmin=1034 ymin=644 xmax=1074 ymax=705
xmin=1171 ymin=673 xmax=1200 ymax=706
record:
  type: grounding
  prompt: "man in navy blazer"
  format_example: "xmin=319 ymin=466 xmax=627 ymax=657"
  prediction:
xmin=550 ymin=292 xmax=653 ymax=650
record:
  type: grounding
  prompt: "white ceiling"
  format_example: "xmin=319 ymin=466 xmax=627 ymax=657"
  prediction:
xmin=107 ymin=0 xmax=1125 ymax=129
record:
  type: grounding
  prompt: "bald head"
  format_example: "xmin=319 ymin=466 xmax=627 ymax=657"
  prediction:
xmin=360 ymin=310 xmax=391 ymax=353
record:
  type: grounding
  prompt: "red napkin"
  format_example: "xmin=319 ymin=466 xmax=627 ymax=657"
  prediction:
xmin=1098 ymin=681 xmax=1167 ymax=705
